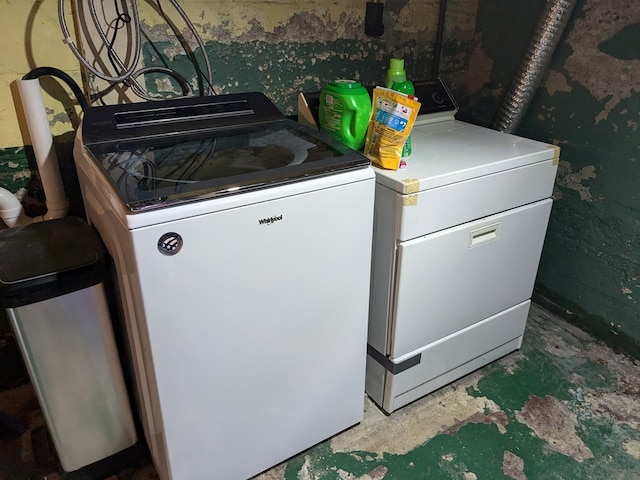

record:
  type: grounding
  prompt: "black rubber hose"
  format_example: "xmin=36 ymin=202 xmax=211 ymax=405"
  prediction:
xmin=22 ymin=66 xmax=90 ymax=112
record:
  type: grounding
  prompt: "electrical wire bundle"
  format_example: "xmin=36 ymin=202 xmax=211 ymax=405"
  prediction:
xmin=58 ymin=0 xmax=215 ymax=104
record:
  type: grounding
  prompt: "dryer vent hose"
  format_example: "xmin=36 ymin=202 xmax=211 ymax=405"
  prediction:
xmin=492 ymin=0 xmax=577 ymax=133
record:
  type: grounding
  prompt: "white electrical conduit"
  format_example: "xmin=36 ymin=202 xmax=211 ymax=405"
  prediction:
xmin=0 ymin=78 xmax=69 ymax=228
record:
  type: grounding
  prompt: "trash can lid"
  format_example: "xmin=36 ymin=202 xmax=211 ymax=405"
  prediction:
xmin=0 ymin=216 xmax=105 ymax=307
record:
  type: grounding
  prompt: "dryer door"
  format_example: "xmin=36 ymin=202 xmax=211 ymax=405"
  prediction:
xmin=388 ymin=198 xmax=552 ymax=360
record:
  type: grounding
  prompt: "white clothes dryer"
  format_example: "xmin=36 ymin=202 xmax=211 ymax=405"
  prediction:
xmin=366 ymin=80 xmax=559 ymax=413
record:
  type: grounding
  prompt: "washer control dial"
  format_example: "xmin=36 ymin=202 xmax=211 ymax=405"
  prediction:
xmin=158 ymin=232 xmax=183 ymax=256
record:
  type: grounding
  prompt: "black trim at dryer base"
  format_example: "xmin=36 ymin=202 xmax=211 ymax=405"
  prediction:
xmin=367 ymin=344 xmax=421 ymax=375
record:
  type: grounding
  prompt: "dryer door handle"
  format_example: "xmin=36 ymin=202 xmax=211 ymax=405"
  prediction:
xmin=469 ymin=223 xmax=500 ymax=247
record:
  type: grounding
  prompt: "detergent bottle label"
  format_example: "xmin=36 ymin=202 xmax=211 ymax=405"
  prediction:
xmin=321 ymin=94 xmax=344 ymax=137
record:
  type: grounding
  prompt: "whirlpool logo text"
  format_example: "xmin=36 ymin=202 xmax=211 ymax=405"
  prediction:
xmin=258 ymin=214 xmax=283 ymax=225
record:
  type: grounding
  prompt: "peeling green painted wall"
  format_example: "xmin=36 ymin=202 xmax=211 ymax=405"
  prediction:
xmin=133 ymin=0 xmax=469 ymax=114
xmin=453 ymin=0 xmax=640 ymax=356
xmin=1 ymin=0 xmax=638 ymax=357
xmin=0 ymin=0 xmax=479 ymax=217
xmin=0 ymin=148 xmax=30 ymax=196
xmin=1 ymin=0 xmax=470 ymax=198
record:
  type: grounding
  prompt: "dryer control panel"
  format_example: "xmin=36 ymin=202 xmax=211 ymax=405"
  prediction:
xmin=414 ymin=78 xmax=458 ymax=118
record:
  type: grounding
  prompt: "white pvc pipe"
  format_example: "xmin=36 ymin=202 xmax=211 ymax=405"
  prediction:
xmin=0 ymin=187 xmax=25 ymax=227
xmin=0 ymin=187 xmax=43 ymax=227
xmin=16 ymin=78 xmax=68 ymax=221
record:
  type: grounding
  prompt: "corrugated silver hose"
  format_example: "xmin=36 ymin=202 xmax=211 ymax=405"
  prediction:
xmin=493 ymin=0 xmax=578 ymax=133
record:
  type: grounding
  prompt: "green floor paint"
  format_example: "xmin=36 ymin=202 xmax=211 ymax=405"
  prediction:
xmin=276 ymin=416 xmax=639 ymax=479
xmin=1 ymin=304 xmax=638 ymax=479
xmin=468 ymin=320 xmax=617 ymax=411
xmin=256 ymin=304 xmax=640 ymax=480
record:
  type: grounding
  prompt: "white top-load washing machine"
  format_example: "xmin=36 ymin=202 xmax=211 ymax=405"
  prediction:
xmin=73 ymin=92 xmax=375 ymax=480
xmin=366 ymin=80 xmax=559 ymax=413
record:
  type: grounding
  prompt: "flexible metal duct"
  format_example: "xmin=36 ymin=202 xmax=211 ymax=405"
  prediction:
xmin=493 ymin=0 xmax=578 ymax=133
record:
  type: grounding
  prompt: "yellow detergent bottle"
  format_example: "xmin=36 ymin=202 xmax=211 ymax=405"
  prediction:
xmin=319 ymin=80 xmax=372 ymax=151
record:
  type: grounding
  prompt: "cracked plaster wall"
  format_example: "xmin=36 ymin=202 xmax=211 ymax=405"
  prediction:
xmin=454 ymin=0 xmax=640 ymax=356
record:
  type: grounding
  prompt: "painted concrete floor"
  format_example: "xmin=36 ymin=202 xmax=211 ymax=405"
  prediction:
xmin=1 ymin=303 xmax=639 ymax=479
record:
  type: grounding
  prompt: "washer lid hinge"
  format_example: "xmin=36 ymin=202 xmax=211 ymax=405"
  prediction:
xmin=367 ymin=344 xmax=421 ymax=375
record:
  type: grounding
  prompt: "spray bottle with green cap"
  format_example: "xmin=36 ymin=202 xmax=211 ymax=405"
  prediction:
xmin=385 ymin=58 xmax=415 ymax=157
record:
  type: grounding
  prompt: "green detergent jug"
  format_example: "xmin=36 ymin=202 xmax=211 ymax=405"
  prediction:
xmin=319 ymin=80 xmax=372 ymax=151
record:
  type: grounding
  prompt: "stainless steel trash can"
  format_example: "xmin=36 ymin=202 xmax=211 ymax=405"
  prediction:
xmin=0 ymin=216 xmax=136 ymax=472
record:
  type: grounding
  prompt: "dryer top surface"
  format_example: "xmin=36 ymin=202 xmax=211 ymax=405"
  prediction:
xmin=373 ymin=119 xmax=557 ymax=194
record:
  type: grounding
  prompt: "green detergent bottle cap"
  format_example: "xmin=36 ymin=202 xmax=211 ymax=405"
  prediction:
xmin=386 ymin=58 xmax=407 ymax=88
xmin=389 ymin=58 xmax=405 ymax=72
xmin=330 ymin=79 xmax=364 ymax=89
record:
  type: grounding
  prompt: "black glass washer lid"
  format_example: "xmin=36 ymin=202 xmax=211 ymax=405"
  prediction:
xmin=83 ymin=117 xmax=369 ymax=212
